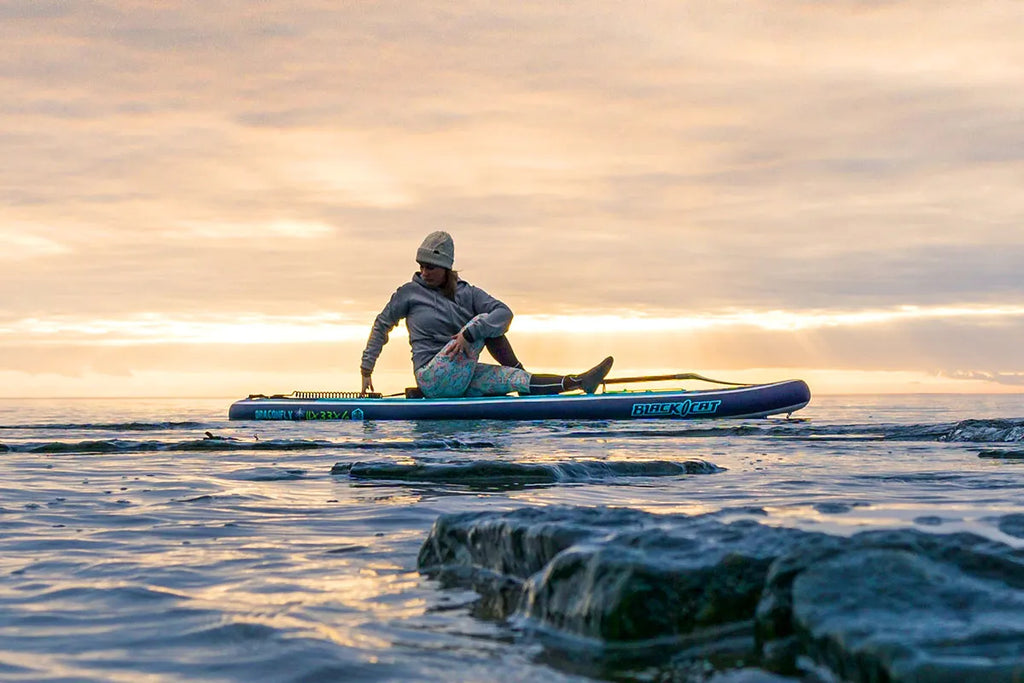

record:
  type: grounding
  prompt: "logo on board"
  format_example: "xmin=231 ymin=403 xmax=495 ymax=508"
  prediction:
xmin=253 ymin=407 xmax=366 ymax=421
xmin=630 ymin=399 xmax=721 ymax=417
xmin=254 ymin=409 xmax=294 ymax=420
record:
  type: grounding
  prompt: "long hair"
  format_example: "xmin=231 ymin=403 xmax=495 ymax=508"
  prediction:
xmin=442 ymin=269 xmax=459 ymax=300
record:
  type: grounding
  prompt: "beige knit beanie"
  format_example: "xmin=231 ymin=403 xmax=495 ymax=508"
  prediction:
xmin=416 ymin=231 xmax=455 ymax=269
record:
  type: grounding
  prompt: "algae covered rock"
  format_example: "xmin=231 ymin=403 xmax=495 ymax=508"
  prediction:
xmin=520 ymin=520 xmax=816 ymax=642
xmin=418 ymin=505 xmax=1024 ymax=682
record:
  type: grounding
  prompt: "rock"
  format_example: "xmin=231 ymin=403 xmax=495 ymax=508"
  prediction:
xmin=758 ymin=527 xmax=1024 ymax=680
xmin=977 ymin=448 xmax=1024 ymax=459
xmin=418 ymin=506 xmax=1024 ymax=682
xmin=418 ymin=506 xmax=650 ymax=586
xmin=520 ymin=520 xmax=817 ymax=643
xmin=419 ymin=506 xmax=823 ymax=646
xmin=790 ymin=548 xmax=1024 ymax=682
xmin=335 ymin=458 xmax=722 ymax=485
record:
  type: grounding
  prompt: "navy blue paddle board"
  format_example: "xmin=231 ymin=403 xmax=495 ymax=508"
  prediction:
xmin=228 ymin=379 xmax=810 ymax=421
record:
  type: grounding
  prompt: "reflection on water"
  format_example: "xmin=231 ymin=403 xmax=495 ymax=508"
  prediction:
xmin=0 ymin=395 xmax=1022 ymax=681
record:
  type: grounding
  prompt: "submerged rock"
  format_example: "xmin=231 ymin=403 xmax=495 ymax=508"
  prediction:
xmin=418 ymin=505 xmax=1024 ymax=682
xmin=336 ymin=458 xmax=722 ymax=486
xmin=978 ymin=448 xmax=1024 ymax=459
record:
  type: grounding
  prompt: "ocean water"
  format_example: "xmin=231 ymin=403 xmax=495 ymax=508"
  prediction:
xmin=1 ymin=393 xmax=1022 ymax=682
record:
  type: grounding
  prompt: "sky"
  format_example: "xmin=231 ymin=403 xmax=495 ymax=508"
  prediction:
xmin=2 ymin=0 xmax=1023 ymax=398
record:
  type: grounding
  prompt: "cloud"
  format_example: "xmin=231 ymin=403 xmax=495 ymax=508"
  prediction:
xmin=0 ymin=229 xmax=72 ymax=260
xmin=0 ymin=0 xmax=76 ymax=21
xmin=173 ymin=219 xmax=336 ymax=242
xmin=2 ymin=1 xmax=1023 ymax=394
xmin=2 ymin=306 xmax=1021 ymax=376
xmin=939 ymin=370 xmax=1024 ymax=387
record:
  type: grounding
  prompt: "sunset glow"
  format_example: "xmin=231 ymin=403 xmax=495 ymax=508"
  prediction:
xmin=4 ymin=303 xmax=1024 ymax=346
xmin=2 ymin=1 xmax=1022 ymax=398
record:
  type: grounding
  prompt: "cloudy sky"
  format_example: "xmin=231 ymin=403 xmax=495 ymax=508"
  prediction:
xmin=3 ymin=0 xmax=1022 ymax=397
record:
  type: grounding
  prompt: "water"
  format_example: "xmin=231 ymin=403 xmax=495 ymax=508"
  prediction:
xmin=1 ymin=394 xmax=1022 ymax=682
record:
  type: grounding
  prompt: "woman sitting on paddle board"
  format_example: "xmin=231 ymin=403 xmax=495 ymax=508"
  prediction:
xmin=360 ymin=231 xmax=613 ymax=398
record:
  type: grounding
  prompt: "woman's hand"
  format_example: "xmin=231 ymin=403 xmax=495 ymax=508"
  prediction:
xmin=445 ymin=331 xmax=471 ymax=358
xmin=361 ymin=374 xmax=374 ymax=394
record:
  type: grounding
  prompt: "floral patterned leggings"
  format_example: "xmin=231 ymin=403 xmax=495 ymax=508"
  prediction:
xmin=415 ymin=335 xmax=530 ymax=398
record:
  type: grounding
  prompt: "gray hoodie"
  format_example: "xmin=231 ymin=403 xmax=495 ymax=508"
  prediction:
xmin=360 ymin=273 xmax=513 ymax=373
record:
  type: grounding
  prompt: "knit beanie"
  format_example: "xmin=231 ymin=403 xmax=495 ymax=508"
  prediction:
xmin=416 ymin=231 xmax=455 ymax=269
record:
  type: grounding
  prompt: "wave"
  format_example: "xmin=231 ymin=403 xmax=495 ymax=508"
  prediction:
xmin=4 ymin=419 xmax=1022 ymax=457
xmin=554 ymin=423 xmax=947 ymax=441
xmin=0 ymin=421 xmax=205 ymax=431
xmin=4 ymin=436 xmax=498 ymax=455
xmin=219 ymin=467 xmax=310 ymax=481
xmin=938 ymin=419 xmax=1024 ymax=443
xmin=555 ymin=418 xmax=1024 ymax=443
xmin=331 ymin=458 xmax=724 ymax=486
xmin=165 ymin=436 xmax=495 ymax=453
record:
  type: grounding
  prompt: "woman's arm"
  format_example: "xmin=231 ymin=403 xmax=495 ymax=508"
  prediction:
xmin=359 ymin=286 xmax=410 ymax=382
xmin=459 ymin=285 xmax=513 ymax=343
